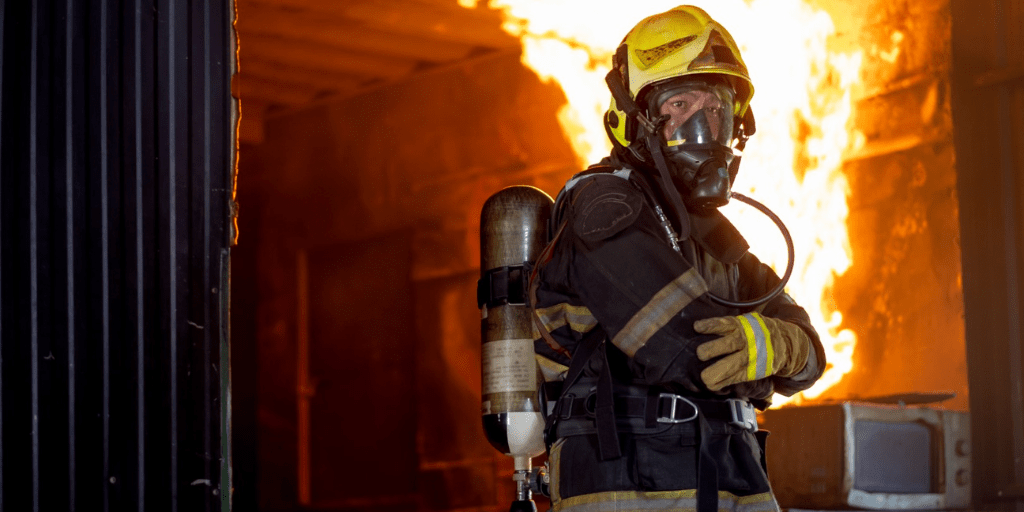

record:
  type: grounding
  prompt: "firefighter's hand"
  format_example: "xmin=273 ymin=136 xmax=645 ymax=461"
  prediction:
xmin=693 ymin=312 xmax=811 ymax=391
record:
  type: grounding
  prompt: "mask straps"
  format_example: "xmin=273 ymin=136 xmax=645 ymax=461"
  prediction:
xmin=728 ymin=106 xmax=756 ymax=179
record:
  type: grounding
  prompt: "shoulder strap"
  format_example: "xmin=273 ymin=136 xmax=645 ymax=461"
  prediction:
xmin=594 ymin=340 xmax=622 ymax=460
xmin=531 ymin=166 xmax=627 ymax=459
xmin=559 ymin=324 xmax=605 ymax=392
xmin=540 ymin=324 xmax=622 ymax=460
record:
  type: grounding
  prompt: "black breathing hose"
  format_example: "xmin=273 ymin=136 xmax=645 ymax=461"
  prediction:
xmin=706 ymin=191 xmax=795 ymax=309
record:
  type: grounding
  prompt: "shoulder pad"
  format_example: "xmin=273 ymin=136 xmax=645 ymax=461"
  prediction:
xmin=569 ymin=171 xmax=643 ymax=242
xmin=552 ymin=165 xmax=634 ymax=230
xmin=563 ymin=166 xmax=632 ymax=193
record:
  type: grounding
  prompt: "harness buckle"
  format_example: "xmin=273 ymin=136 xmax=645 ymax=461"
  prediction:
xmin=557 ymin=394 xmax=577 ymax=420
xmin=656 ymin=393 xmax=698 ymax=424
xmin=727 ymin=398 xmax=758 ymax=432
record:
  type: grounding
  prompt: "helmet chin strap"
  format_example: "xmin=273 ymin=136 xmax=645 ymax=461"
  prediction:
xmin=728 ymin=105 xmax=755 ymax=181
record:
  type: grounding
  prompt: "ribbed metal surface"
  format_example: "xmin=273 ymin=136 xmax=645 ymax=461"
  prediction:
xmin=951 ymin=0 xmax=1024 ymax=507
xmin=0 ymin=1 xmax=235 ymax=511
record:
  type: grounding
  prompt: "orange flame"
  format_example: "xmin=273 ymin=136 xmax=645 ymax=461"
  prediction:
xmin=482 ymin=0 xmax=864 ymax=405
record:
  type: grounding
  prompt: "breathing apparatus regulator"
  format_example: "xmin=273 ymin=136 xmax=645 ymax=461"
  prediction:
xmin=602 ymin=4 xmax=794 ymax=308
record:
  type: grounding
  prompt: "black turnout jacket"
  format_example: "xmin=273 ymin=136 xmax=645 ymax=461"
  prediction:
xmin=532 ymin=164 xmax=826 ymax=409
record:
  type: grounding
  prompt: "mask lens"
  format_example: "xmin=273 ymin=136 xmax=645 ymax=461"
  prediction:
xmin=652 ymin=84 xmax=734 ymax=146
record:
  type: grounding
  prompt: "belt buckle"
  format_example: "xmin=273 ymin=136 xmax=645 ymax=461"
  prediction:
xmin=657 ymin=393 xmax=698 ymax=424
xmin=727 ymin=399 xmax=758 ymax=432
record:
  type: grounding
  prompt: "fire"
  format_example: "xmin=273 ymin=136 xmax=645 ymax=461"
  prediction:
xmin=481 ymin=0 xmax=864 ymax=405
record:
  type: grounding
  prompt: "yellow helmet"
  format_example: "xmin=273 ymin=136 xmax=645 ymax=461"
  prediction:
xmin=605 ymin=5 xmax=755 ymax=151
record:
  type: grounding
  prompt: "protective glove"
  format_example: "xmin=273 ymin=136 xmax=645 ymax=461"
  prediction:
xmin=693 ymin=312 xmax=811 ymax=391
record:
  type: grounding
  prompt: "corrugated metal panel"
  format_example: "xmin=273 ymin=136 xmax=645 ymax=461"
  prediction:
xmin=0 ymin=1 xmax=236 ymax=511
xmin=951 ymin=0 xmax=1024 ymax=507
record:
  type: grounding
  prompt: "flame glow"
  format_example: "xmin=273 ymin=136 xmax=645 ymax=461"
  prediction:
xmin=483 ymin=0 xmax=863 ymax=405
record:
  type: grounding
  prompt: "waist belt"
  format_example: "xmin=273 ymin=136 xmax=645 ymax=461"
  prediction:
xmin=554 ymin=384 xmax=758 ymax=432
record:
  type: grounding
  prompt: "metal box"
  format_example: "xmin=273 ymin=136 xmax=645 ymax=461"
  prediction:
xmin=759 ymin=402 xmax=971 ymax=510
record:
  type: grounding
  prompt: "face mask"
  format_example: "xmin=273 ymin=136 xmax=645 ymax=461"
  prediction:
xmin=657 ymin=86 xmax=734 ymax=145
xmin=646 ymin=82 xmax=737 ymax=211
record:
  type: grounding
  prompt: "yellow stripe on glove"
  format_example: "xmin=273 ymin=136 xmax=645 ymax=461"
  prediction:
xmin=694 ymin=312 xmax=810 ymax=391
xmin=737 ymin=313 xmax=772 ymax=381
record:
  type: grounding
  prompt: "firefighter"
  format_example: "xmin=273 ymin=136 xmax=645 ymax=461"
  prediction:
xmin=530 ymin=6 xmax=827 ymax=512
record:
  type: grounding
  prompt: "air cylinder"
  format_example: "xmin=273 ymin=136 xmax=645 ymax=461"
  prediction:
xmin=478 ymin=185 xmax=553 ymax=474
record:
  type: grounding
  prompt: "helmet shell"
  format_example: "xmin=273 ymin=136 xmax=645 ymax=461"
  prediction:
xmin=606 ymin=5 xmax=754 ymax=150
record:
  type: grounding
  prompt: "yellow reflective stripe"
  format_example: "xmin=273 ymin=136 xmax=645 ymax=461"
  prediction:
xmin=549 ymin=438 xmax=565 ymax=503
xmin=739 ymin=314 xmax=758 ymax=381
xmin=535 ymin=354 xmax=568 ymax=382
xmin=739 ymin=312 xmax=773 ymax=380
xmin=613 ymin=268 xmax=708 ymax=357
xmin=553 ymin=489 xmax=779 ymax=512
xmin=752 ymin=312 xmax=774 ymax=375
xmin=534 ymin=303 xmax=597 ymax=334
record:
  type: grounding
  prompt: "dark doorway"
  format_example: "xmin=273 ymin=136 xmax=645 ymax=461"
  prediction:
xmin=302 ymin=234 xmax=418 ymax=506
